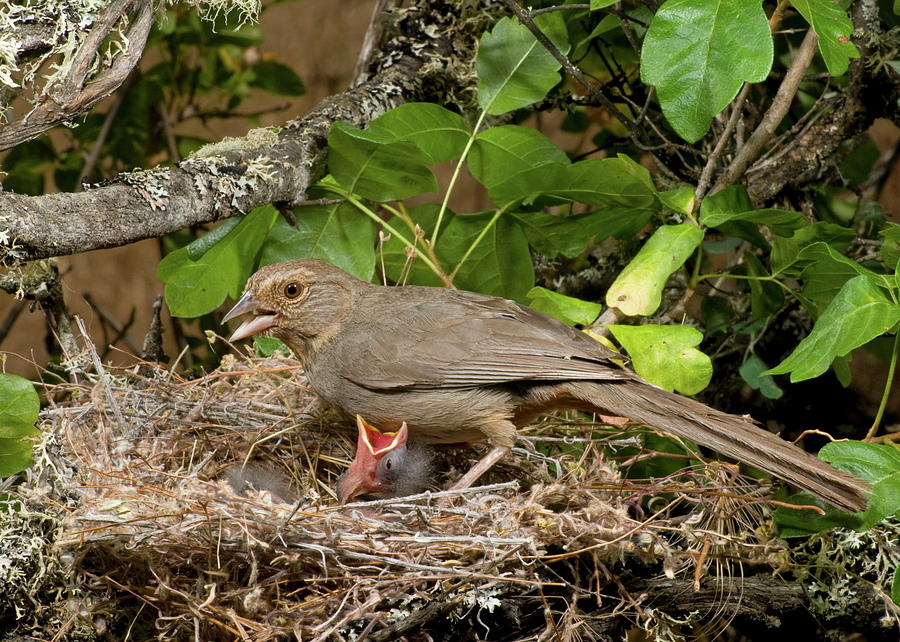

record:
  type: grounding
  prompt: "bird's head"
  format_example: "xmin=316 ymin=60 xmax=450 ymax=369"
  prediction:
xmin=337 ymin=416 xmax=429 ymax=504
xmin=223 ymin=259 xmax=361 ymax=347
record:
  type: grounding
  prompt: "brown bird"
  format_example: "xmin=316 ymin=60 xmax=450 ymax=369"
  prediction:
xmin=337 ymin=415 xmax=431 ymax=502
xmin=223 ymin=259 xmax=869 ymax=512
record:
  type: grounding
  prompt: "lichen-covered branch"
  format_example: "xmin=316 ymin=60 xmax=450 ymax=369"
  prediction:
xmin=0 ymin=0 xmax=466 ymax=265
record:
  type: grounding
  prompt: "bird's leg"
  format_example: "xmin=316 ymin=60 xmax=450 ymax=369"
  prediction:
xmin=446 ymin=445 xmax=511 ymax=492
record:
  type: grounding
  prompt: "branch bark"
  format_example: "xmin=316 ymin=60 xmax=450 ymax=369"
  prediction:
xmin=0 ymin=0 xmax=154 ymax=151
xmin=0 ymin=0 xmax=463 ymax=265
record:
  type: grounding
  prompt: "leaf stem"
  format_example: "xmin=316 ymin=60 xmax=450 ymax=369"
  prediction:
xmin=432 ymin=110 xmax=488 ymax=246
xmin=865 ymin=327 xmax=899 ymax=441
xmin=323 ymin=186 xmax=450 ymax=285
xmin=450 ymin=206 xmax=509 ymax=280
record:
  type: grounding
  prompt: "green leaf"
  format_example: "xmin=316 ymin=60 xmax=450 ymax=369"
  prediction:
xmin=185 ymin=217 xmax=242 ymax=260
xmin=791 ymin=0 xmax=860 ymax=76
xmin=527 ymin=287 xmax=602 ymax=326
xmin=771 ymin=222 xmax=856 ymax=276
xmin=0 ymin=437 xmax=35 ymax=478
xmin=259 ymin=203 xmax=376 ymax=281
xmin=819 ymin=441 xmax=900 ymax=528
xmin=739 ymin=355 xmax=783 ymax=400
xmin=253 ymin=336 xmax=290 ymax=357
xmin=476 ymin=13 xmax=570 ymax=115
xmin=590 ymin=0 xmax=618 ymax=9
xmin=893 ymin=565 xmax=900 ymax=607
xmin=658 ymin=186 xmax=695 ymax=215
xmin=488 ymin=156 xmax=659 ymax=214
xmin=367 ymin=103 xmax=471 ymax=164
xmin=607 ymin=324 xmax=712 ymax=394
xmin=441 ymin=213 xmax=535 ymax=301
xmin=641 ymin=0 xmax=773 ymax=142
xmin=820 ymin=441 xmax=900 ymax=485
xmin=621 ymin=433 xmax=701 ymax=480
xmin=469 ymin=125 xmax=569 ymax=190
xmin=606 ymin=224 xmax=704 ymax=316
xmin=880 ymin=223 xmax=900 ymax=271
xmin=511 ymin=210 xmax=601 ymax=258
xmin=0 ymin=374 xmax=39 ymax=478
xmin=766 ymin=276 xmax=900 ymax=382
xmin=744 ymin=252 xmax=783 ymax=319
xmin=700 ymin=186 xmax=807 ymax=236
xmin=158 ymin=205 xmax=278 ymax=317
xmin=774 ymin=494 xmax=863 ymax=537
xmin=327 ymin=122 xmax=437 ymax=201
xmin=249 ymin=60 xmax=305 ymax=96
xmin=0 ymin=374 xmax=39 ymax=439
xmin=796 ymin=242 xmax=883 ymax=313
xmin=832 ymin=353 xmax=853 ymax=387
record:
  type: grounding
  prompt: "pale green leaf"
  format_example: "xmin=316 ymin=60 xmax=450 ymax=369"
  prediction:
xmin=159 ymin=206 xmax=278 ymax=317
xmin=606 ymin=224 xmax=704 ymax=316
xmin=608 ymin=324 xmax=713 ymax=394
xmin=367 ymin=103 xmax=471 ymax=164
xmin=469 ymin=125 xmax=569 ymax=190
xmin=0 ymin=374 xmax=39 ymax=439
xmin=659 ymin=186 xmax=695 ymax=215
xmin=527 ymin=287 xmax=602 ymax=326
xmin=441 ymin=213 xmax=535 ymax=301
xmin=0 ymin=436 xmax=34 ymax=477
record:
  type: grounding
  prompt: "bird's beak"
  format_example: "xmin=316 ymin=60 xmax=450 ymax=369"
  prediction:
xmin=223 ymin=290 xmax=277 ymax=341
xmin=337 ymin=416 xmax=408 ymax=504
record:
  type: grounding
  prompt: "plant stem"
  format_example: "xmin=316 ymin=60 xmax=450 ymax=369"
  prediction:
xmin=325 ymin=187 xmax=450 ymax=285
xmin=865 ymin=328 xmax=899 ymax=441
xmin=450 ymin=207 xmax=508 ymax=280
xmin=432 ymin=110 xmax=488 ymax=247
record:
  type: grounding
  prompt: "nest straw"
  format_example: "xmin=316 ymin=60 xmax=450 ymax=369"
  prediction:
xmin=10 ymin=348 xmax=787 ymax=641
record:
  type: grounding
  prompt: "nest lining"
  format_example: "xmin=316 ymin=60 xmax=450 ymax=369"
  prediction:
xmin=2 ymin=351 xmax=791 ymax=641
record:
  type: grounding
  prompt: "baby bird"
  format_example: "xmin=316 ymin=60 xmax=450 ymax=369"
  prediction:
xmin=338 ymin=415 xmax=431 ymax=503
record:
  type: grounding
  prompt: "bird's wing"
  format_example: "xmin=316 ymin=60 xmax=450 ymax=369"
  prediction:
xmin=334 ymin=288 xmax=632 ymax=390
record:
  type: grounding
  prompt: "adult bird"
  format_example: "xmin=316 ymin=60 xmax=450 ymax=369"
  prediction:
xmin=223 ymin=259 xmax=869 ymax=512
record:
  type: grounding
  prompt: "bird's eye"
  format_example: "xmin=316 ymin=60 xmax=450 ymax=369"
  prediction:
xmin=384 ymin=458 xmax=393 ymax=470
xmin=283 ymin=282 xmax=303 ymax=299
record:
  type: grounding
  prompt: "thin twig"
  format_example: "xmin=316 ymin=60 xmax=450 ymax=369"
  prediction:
xmin=499 ymin=0 xmax=632 ymax=127
xmin=713 ymin=29 xmax=819 ymax=193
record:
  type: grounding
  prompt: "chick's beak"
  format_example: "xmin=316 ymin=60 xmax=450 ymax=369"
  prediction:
xmin=337 ymin=416 xmax=408 ymax=504
xmin=223 ymin=290 xmax=277 ymax=341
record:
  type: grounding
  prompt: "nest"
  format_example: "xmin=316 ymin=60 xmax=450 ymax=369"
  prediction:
xmin=3 ymin=348 xmax=797 ymax=641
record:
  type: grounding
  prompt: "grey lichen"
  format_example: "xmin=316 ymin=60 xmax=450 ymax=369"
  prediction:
xmin=189 ymin=127 xmax=280 ymax=159
xmin=117 ymin=166 xmax=172 ymax=211
xmin=0 ymin=1 xmax=261 ymax=123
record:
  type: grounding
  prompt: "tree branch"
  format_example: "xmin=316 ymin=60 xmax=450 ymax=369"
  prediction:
xmin=0 ymin=0 xmax=153 ymax=151
xmin=0 ymin=0 xmax=464 ymax=265
xmin=712 ymin=29 xmax=819 ymax=194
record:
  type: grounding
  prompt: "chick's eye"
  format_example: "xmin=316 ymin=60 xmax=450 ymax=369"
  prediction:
xmin=284 ymin=282 xmax=303 ymax=299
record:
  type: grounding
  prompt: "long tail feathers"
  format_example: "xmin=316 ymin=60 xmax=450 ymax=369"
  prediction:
xmin=569 ymin=380 xmax=870 ymax=513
